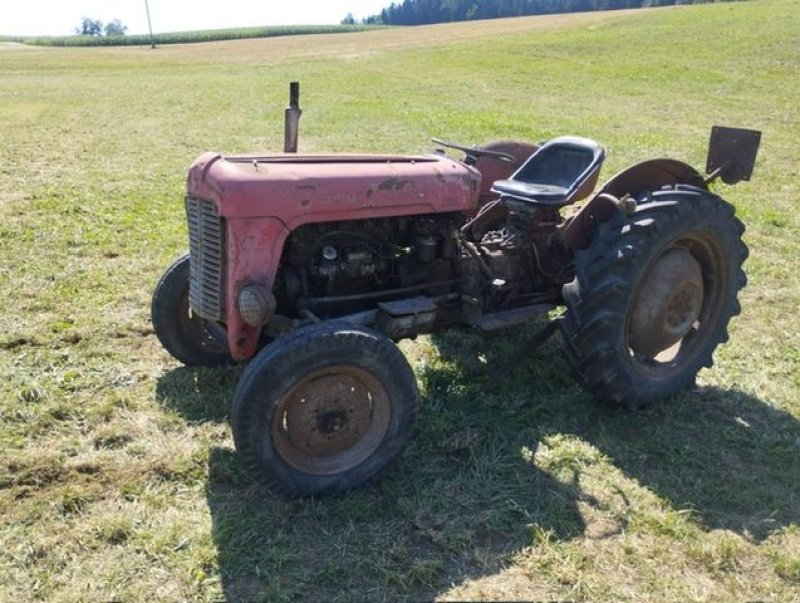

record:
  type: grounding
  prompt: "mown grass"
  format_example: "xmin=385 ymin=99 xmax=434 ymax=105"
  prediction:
xmin=1 ymin=1 xmax=798 ymax=601
xmin=1 ymin=24 xmax=381 ymax=48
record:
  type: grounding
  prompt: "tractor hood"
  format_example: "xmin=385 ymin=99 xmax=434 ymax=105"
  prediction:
xmin=187 ymin=152 xmax=480 ymax=230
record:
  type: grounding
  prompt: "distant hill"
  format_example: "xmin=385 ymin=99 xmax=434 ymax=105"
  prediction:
xmin=361 ymin=0 xmax=736 ymax=25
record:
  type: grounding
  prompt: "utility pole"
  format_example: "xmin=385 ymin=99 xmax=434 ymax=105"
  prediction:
xmin=144 ymin=0 xmax=155 ymax=49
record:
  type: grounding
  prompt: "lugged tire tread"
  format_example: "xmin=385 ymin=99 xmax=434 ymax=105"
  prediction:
xmin=560 ymin=188 xmax=748 ymax=409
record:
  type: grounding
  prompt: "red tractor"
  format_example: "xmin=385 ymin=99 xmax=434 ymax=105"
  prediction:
xmin=152 ymin=84 xmax=760 ymax=496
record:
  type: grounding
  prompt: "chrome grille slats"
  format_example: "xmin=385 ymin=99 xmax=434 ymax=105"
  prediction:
xmin=185 ymin=196 xmax=225 ymax=321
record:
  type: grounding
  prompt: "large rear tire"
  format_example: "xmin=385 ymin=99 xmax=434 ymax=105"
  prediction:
xmin=231 ymin=322 xmax=418 ymax=496
xmin=560 ymin=187 xmax=748 ymax=409
xmin=151 ymin=255 xmax=231 ymax=366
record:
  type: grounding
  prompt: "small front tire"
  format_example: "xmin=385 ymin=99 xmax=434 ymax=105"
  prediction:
xmin=231 ymin=322 xmax=418 ymax=496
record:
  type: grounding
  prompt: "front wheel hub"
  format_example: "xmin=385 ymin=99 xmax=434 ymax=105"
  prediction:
xmin=272 ymin=367 xmax=391 ymax=476
xmin=629 ymin=247 xmax=704 ymax=357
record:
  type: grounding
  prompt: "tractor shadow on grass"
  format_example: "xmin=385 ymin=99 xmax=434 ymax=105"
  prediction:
xmin=157 ymin=341 xmax=587 ymax=601
xmin=155 ymin=364 xmax=242 ymax=424
xmin=572 ymin=383 xmax=800 ymax=542
xmin=428 ymin=325 xmax=800 ymax=542
xmin=202 ymin=443 xmax=586 ymax=602
xmin=157 ymin=322 xmax=799 ymax=601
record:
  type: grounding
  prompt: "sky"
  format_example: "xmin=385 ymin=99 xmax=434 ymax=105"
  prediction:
xmin=0 ymin=0 xmax=393 ymax=37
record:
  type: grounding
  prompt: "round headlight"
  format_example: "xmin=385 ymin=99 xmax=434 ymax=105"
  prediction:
xmin=236 ymin=285 xmax=276 ymax=327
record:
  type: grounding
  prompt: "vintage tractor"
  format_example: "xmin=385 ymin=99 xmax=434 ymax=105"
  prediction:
xmin=152 ymin=83 xmax=760 ymax=496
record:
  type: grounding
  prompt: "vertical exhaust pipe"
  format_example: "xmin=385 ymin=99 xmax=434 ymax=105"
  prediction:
xmin=284 ymin=81 xmax=302 ymax=153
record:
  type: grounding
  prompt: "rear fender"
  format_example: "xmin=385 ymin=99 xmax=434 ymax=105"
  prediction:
xmin=562 ymin=159 xmax=706 ymax=251
xmin=598 ymin=158 xmax=707 ymax=198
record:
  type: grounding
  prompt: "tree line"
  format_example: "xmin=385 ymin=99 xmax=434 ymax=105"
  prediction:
xmin=349 ymin=0 xmax=731 ymax=25
xmin=75 ymin=17 xmax=128 ymax=36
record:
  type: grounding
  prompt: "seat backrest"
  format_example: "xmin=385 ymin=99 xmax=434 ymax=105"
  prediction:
xmin=511 ymin=136 xmax=605 ymax=202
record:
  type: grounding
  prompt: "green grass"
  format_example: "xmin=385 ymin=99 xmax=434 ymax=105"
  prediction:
xmin=1 ymin=1 xmax=799 ymax=600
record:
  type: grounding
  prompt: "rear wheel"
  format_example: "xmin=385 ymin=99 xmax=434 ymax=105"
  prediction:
xmin=231 ymin=322 xmax=418 ymax=496
xmin=151 ymin=255 xmax=231 ymax=366
xmin=560 ymin=187 xmax=748 ymax=409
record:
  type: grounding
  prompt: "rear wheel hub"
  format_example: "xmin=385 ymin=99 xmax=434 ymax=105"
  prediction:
xmin=629 ymin=247 xmax=704 ymax=358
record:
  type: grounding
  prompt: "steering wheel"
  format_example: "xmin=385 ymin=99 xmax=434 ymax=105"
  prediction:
xmin=432 ymin=138 xmax=516 ymax=164
xmin=432 ymin=138 xmax=516 ymax=165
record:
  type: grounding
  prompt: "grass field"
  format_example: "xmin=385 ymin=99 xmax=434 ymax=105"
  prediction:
xmin=1 ymin=1 xmax=799 ymax=601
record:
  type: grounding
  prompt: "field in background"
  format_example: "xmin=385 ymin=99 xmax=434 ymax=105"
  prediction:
xmin=0 ymin=24 xmax=380 ymax=47
xmin=1 ymin=1 xmax=798 ymax=601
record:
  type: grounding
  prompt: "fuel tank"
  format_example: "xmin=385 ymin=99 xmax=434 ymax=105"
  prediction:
xmin=187 ymin=152 xmax=481 ymax=229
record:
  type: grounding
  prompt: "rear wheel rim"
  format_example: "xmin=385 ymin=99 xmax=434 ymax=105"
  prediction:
xmin=272 ymin=365 xmax=391 ymax=476
xmin=627 ymin=231 xmax=727 ymax=378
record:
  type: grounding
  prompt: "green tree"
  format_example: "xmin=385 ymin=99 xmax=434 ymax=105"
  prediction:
xmin=76 ymin=18 xmax=103 ymax=36
xmin=363 ymin=0 xmax=719 ymax=25
xmin=104 ymin=19 xmax=128 ymax=36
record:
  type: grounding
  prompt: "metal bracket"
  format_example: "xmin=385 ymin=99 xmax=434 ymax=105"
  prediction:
xmin=705 ymin=125 xmax=761 ymax=185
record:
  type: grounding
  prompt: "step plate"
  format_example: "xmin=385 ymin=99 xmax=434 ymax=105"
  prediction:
xmin=473 ymin=303 xmax=555 ymax=331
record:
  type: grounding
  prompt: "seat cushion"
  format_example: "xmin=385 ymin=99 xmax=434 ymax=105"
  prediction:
xmin=491 ymin=179 xmax=568 ymax=204
xmin=489 ymin=136 xmax=605 ymax=206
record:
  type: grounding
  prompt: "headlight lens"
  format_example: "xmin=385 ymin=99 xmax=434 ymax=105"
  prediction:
xmin=236 ymin=285 xmax=276 ymax=327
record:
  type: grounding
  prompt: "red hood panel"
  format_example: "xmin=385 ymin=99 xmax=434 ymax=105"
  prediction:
xmin=187 ymin=152 xmax=480 ymax=229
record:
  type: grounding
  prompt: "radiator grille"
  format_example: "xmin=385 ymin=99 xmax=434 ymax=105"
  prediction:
xmin=185 ymin=196 xmax=225 ymax=321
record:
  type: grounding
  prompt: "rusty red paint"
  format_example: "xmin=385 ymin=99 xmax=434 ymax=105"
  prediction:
xmin=224 ymin=216 xmax=288 ymax=359
xmin=471 ymin=140 xmax=538 ymax=209
xmin=189 ymin=152 xmax=479 ymax=228
xmin=187 ymin=152 xmax=480 ymax=360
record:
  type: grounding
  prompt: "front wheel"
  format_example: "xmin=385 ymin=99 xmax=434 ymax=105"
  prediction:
xmin=231 ymin=322 xmax=418 ymax=496
xmin=560 ymin=187 xmax=748 ymax=409
xmin=151 ymin=255 xmax=231 ymax=366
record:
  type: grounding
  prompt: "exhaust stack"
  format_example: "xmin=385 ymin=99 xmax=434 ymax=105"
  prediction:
xmin=284 ymin=81 xmax=302 ymax=153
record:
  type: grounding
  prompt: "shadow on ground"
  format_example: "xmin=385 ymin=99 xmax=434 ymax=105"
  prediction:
xmin=155 ymin=322 xmax=799 ymax=601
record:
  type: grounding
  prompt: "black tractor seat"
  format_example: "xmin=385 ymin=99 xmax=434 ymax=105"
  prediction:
xmin=491 ymin=136 xmax=605 ymax=206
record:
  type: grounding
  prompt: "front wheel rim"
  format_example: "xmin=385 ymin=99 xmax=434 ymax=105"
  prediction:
xmin=272 ymin=365 xmax=392 ymax=476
